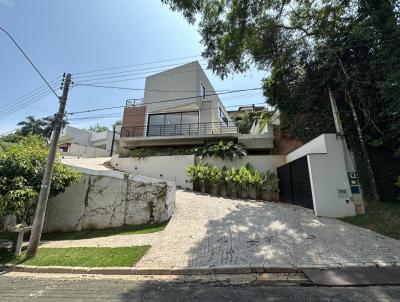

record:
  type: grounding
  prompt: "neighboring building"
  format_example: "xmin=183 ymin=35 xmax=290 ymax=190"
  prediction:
xmin=119 ymin=61 xmax=274 ymax=151
xmin=228 ymin=104 xmax=267 ymax=121
xmin=58 ymin=125 xmax=120 ymax=155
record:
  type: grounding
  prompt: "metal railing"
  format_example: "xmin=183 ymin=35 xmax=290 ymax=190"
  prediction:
xmin=126 ymin=98 xmax=144 ymax=107
xmin=121 ymin=121 xmax=238 ymax=137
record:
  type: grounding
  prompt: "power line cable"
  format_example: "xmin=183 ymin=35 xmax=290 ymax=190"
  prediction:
xmin=70 ymin=35 xmax=399 ymax=79
xmin=0 ymin=26 xmax=60 ymax=99
xmin=73 ymin=82 xmax=231 ymax=93
xmin=72 ymin=60 xmax=207 ymax=80
xmin=67 ymin=88 xmax=263 ymax=115
xmin=68 ymin=102 xmax=270 ymax=121
xmin=72 ymin=55 xmax=202 ymax=75
xmin=73 ymin=63 xmax=210 ymax=84
xmin=0 ymin=91 xmax=54 ymax=120
xmin=0 ymin=78 xmax=60 ymax=115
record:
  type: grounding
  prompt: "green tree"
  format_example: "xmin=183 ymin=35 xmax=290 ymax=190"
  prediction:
xmin=17 ymin=116 xmax=46 ymax=136
xmin=0 ymin=130 xmax=24 ymax=144
xmin=42 ymin=114 xmax=69 ymax=139
xmin=0 ymin=135 xmax=80 ymax=224
xmin=162 ymin=0 xmax=400 ymax=203
xmin=88 ymin=124 xmax=109 ymax=132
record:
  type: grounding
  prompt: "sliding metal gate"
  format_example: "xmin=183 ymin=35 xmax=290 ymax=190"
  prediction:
xmin=277 ymin=156 xmax=314 ymax=209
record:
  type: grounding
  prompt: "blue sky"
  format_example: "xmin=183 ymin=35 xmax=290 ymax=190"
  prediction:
xmin=0 ymin=0 xmax=266 ymax=133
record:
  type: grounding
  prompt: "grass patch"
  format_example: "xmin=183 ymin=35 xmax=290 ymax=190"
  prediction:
xmin=0 ymin=221 xmax=168 ymax=242
xmin=0 ymin=246 xmax=150 ymax=267
xmin=340 ymin=202 xmax=400 ymax=240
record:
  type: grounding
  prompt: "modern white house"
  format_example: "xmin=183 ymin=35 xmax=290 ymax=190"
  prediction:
xmin=119 ymin=61 xmax=274 ymax=151
xmin=58 ymin=125 xmax=120 ymax=157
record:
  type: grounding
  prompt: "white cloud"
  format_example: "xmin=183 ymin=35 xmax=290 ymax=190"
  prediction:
xmin=0 ymin=0 xmax=15 ymax=7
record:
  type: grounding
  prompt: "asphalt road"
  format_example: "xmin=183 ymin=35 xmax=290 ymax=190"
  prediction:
xmin=1 ymin=274 xmax=400 ymax=301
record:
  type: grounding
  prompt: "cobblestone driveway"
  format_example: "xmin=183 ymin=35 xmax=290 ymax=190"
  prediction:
xmin=136 ymin=190 xmax=400 ymax=270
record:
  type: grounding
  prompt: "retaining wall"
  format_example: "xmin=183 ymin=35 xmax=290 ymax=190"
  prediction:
xmin=43 ymin=167 xmax=175 ymax=233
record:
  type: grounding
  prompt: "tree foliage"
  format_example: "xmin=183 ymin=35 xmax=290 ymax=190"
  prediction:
xmin=163 ymin=0 xmax=400 ymax=202
xmin=88 ymin=124 xmax=109 ymax=132
xmin=193 ymin=141 xmax=247 ymax=160
xmin=0 ymin=135 xmax=80 ymax=224
xmin=16 ymin=115 xmax=69 ymax=139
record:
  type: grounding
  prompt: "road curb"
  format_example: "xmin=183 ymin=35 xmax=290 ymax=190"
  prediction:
xmin=2 ymin=263 xmax=399 ymax=276
xmin=1 ymin=264 xmax=302 ymax=275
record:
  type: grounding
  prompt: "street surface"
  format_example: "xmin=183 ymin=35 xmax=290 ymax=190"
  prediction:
xmin=1 ymin=273 xmax=399 ymax=301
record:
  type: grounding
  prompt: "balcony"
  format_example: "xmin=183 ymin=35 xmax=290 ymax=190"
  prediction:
xmin=121 ymin=121 xmax=238 ymax=138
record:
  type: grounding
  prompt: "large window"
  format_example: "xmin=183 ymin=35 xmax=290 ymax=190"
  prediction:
xmin=147 ymin=111 xmax=199 ymax=136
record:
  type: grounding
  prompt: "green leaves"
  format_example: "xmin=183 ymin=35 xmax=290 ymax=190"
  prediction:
xmin=0 ymin=135 xmax=80 ymax=224
xmin=186 ymin=163 xmax=279 ymax=197
xmin=193 ymin=141 xmax=247 ymax=160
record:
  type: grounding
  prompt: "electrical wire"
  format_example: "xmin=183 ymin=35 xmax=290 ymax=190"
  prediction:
xmin=73 ymin=82 xmax=231 ymax=93
xmin=0 ymin=90 xmax=54 ymax=120
xmin=72 ymin=55 xmax=202 ymax=75
xmin=67 ymin=88 xmax=263 ymax=115
xmin=0 ymin=78 xmax=60 ymax=115
xmin=0 ymin=26 xmax=60 ymax=99
xmin=67 ymin=102 xmax=269 ymax=121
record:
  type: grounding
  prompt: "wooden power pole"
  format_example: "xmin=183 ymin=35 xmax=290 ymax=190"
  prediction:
xmin=26 ymin=73 xmax=72 ymax=259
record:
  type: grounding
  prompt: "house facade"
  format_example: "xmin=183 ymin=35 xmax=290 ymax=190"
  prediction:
xmin=58 ymin=125 xmax=120 ymax=156
xmin=119 ymin=61 xmax=274 ymax=151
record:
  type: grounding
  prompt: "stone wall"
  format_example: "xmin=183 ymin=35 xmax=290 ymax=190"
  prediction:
xmin=43 ymin=171 xmax=175 ymax=233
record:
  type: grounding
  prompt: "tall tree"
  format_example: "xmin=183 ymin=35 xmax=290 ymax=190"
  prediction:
xmin=17 ymin=116 xmax=46 ymax=136
xmin=42 ymin=114 xmax=69 ymax=139
xmin=162 ymin=0 xmax=400 ymax=203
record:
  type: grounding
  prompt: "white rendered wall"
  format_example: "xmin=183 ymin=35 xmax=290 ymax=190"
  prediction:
xmin=65 ymin=143 xmax=110 ymax=158
xmin=285 ymin=134 xmax=356 ymax=217
xmin=143 ymin=61 xmax=232 ymax=130
xmin=61 ymin=126 xmax=92 ymax=146
xmin=286 ymin=134 xmax=327 ymax=163
xmin=200 ymin=155 xmax=286 ymax=173
xmin=112 ymin=155 xmax=195 ymax=189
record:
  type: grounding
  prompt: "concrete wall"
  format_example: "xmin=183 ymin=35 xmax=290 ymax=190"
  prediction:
xmin=64 ymin=143 xmax=110 ymax=158
xmin=43 ymin=168 xmax=175 ymax=233
xmin=200 ymin=155 xmax=285 ymax=172
xmin=61 ymin=126 xmax=119 ymax=153
xmin=111 ymin=154 xmax=195 ymax=190
xmin=61 ymin=126 xmax=92 ymax=146
xmin=111 ymin=154 xmax=285 ymax=190
xmin=143 ymin=61 xmax=233 ymax=132
xmin=285 ymin=134 xmax=356 ymax=218
xmin=286 ymin=134 xmax=326 ymax=163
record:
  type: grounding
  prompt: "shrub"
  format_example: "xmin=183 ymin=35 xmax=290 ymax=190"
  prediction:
xmin=193 ymin=141 xmax=247 ymax=160
xmin=186 ymin=163 xmax=279 ymax=200
xmin=119 ymin=146 xmax=195 ymax=158
xmin=186 ymin=164 xmax=222 ymax=193
xmin=0 ymin=135 xmax=80 ymax=224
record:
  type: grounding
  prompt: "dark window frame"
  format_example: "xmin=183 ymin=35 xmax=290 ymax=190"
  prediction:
xmin=147 ymin=111 xmax=199 ymax=136
xmin=200 ymin=83 xmax=206 ymax=100
xmin=218 ymin=107 xmax=229 ymax=126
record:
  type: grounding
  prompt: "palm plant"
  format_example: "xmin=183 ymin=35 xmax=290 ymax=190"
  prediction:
xmin=42 ymin=114 xmax=69 ymax=138
xmin=17 ymin=116 xmax=46 ymax=136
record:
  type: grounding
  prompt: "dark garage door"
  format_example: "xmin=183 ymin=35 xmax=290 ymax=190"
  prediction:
xmin=277 ymin=156 xmax=314 ymax=209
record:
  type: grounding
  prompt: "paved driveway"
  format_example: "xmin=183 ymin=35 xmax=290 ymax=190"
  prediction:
xmin=136 ymin=190 xmax=400 ymax=270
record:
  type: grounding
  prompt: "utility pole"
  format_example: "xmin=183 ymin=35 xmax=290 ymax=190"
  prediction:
xmin=110 ymin=124 xmax=116 ymax=157
xmin=345 ymin=91 xmax=380 ymax=204
xmin=26 ymin=73 xmax=72 ymax=259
